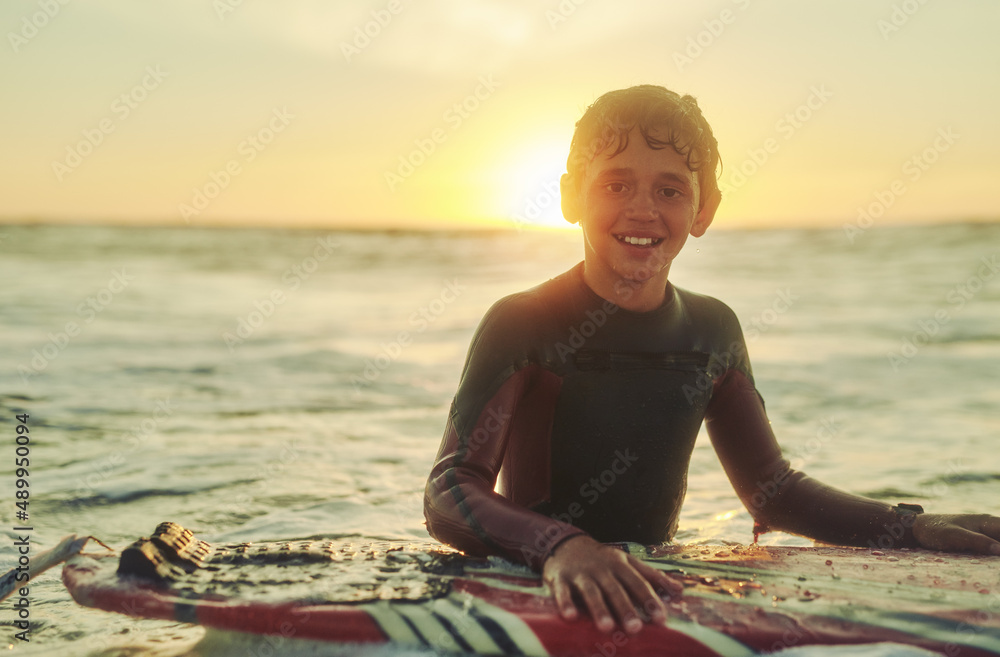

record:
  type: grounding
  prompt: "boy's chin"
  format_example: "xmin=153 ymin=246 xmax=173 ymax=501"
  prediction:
xmin=613 ymin=264 xmax=670 ymax=286
xmin=613 ymin=252 xmax=675 ymax=281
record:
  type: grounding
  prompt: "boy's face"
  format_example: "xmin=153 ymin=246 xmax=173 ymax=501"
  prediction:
xmin=561 ymin=128 xmax=720 ymax=304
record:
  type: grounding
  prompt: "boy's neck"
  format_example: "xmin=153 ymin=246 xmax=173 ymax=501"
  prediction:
xmin=581 ymin=262 xmax=671 ymax=312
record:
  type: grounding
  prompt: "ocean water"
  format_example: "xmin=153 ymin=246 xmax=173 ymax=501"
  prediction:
xmin=1 ymin=222 xmax=998 ymax=656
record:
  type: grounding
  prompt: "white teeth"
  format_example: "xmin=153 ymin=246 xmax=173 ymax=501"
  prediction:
xmin=617 ymin=235 xmax=659 ymax=246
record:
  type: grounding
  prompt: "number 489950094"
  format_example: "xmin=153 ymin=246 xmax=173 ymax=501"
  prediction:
xmin=15 ymin=414 xmax=30 ymax=519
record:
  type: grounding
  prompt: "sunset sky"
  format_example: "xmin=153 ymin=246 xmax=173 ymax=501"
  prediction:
xmin=2 ymin=0 xmax=998 ymax=230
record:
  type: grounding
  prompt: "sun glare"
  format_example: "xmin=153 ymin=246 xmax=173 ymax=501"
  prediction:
xmin=494 ymin=139 xmax=576 ymax=231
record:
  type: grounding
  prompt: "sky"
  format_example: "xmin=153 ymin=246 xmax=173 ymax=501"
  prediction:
xmin=1 ymin=0 xmax=998 ymax=231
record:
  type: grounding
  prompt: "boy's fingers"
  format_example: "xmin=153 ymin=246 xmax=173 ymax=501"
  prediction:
xmin=975 ymin=516 xmax=1000 ymax=554
xmin=967 ymin=515 xmax=1000 ymax=541
xmin=593 ymin=573 xmax=643 ymax=634
xmin=916 ymin=514 xmax=1000 ymax=555
xmin=617 ymin=564 xmax=667 ymax=622
xmin=943 ymin=526 xmax=1000 ymax=556
xmin=577 ymin=578 xmax=616 ymax=632
xmin=550 ymin=578 xmax=579 ymax=621
xmin=635 ymin=560 xmax=685 ymax=599
xmin=543 ymin=540 xmax=681 ymax=633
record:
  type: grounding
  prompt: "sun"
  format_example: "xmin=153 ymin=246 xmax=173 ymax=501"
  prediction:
xmin=491 ymin=138 xmax=578 ymax=231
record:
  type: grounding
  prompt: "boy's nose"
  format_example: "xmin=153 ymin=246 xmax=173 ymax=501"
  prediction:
xmin=625 ymin=190 xmax=660 ymax=219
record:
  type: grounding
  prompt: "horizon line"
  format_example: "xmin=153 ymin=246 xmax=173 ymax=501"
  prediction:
xmin=1 ymin=215 xmax=997 ymax=234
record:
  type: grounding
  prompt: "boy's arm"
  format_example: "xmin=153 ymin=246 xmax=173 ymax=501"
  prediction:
xmin=423 ymin=368 xmax=586 ymax=570
xmin=707 ymin=369 xmax=1000 ymax=554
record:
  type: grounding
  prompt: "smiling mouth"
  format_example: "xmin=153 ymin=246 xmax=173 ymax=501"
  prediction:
xmin=615 ymin=234 xmax=663 ymax=247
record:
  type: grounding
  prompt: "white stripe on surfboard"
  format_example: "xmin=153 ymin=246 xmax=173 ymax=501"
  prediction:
xmin=447 ymin=591 xmax=758 ymax=657
xmin=367 ymin=594 xmax=545 ymax=655
xmin=444 ymin=592 xmax=549 ymax=656
xmin=842 ymin=611 xmax=1000 ymax=655
xmin=399 ymin=597 xmax=508 ymax=654
xmin=365 ymin=601 xmax=424 ymax=646
xmin=369 ymin=591 xmax=759 ymax=657
xmin=393 ymin=601 xmax=492 ymax=653
xmin=429 ymin=596 xmax=507 ymax=654
xmin=666 ymin=618 xmax=758 ymax=657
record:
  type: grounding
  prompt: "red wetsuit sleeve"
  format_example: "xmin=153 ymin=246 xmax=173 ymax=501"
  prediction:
xmin=705 ymin=369 xmax=920 ymax=549
xmin=423 ymin=367 xmax=586 ymax=571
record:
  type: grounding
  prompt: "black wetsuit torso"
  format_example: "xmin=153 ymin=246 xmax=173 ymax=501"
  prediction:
xmin=425 ymin=264 xmax=919 ymax=569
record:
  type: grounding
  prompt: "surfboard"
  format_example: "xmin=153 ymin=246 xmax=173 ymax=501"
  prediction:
xmin=62 ymin=522 xmax=1000 ymax=656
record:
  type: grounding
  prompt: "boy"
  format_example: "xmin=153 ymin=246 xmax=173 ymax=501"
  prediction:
xmin=423 ymin=85 xmax=1000 ymax=635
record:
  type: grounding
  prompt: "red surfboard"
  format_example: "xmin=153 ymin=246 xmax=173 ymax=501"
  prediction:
xmin=62 ymin=523 xmax=1000 ymax=656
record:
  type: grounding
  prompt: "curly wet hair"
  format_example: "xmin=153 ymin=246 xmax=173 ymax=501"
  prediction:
xmin=565 ymin=85 xmax=721 ymax=207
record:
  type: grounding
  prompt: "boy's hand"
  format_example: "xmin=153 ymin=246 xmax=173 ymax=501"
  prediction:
xmin=541 ymin=534 xmax=684 ymax=634
xmin=912 ymin=513 xmax=1000 ymax=555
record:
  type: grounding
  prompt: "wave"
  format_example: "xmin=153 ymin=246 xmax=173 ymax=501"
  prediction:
xmin=920 ymin=472 xmax=1000 ymax=486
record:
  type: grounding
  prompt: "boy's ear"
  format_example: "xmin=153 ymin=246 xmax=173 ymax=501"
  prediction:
xmin=560 ymin=174 xmax=581 ymax=225
xmin=690 ymin=189 xmax=721 ymax=238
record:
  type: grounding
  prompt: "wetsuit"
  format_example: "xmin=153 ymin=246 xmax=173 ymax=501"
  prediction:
xmin=424 ymin=263 xmax=920 ymax=570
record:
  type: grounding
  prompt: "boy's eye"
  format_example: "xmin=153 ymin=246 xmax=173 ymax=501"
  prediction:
xmin=605 ymin=182 xmax=627 ymax=193
xmin=659 ymin=187 xmax=680 ymax=198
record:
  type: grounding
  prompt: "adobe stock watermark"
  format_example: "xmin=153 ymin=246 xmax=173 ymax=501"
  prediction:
xmin=717 ymin=85 xmax=833 ymax=195
xmin=545 ymin=0 xmax=590 ymax=30
xmin=918 ymin=458 xmax=969 ymax=500
xmin=886 ymin=253 xmax=998 ymax=371
xmin=554 ymin=299 xmax=621 ymax=363
xmin=866 ymin=459 xmax=967 ymax=552
xmin=7 ymin=0 xmax=71 ymax=54
xmin=388 ymin=490 xmax=426 ymax=533
xmin=233 ymin=616 xmax=312 ymax=657
xmin=785 ymin=418 xmax=841 ymax=470
xmin=762 ymin=623 xmax=810 ymax=655
xmin=51 ymin=65 xmax=168 ymax=182
xmin=89 ymin=595 xmax=204 ymax=657
xmin=179 ymin=107 xmax=294 ymax=223
xmin=672 ymin=0 xmax=752 ymax=72
xmin=351 ymin=278 xmax=466 ymax=390
xmin=578 ymin=593 xmax=680 ymax=657
xmin=586 ymin=597 xmax=669 ymax=657
xmin=73 ymin=399 xmax=176 ymax=497
xmin=462 ymin=406 xmax=513 ymax=455
xmin=384 ymin=75 xmax=500 ymax=192
xmin=17 ymin=268 xmax=135 ymax=384
xmin=943 ymin=591 xmax=1000 ymax=657
xmin=743 ymin=288 xmax=797 ymax=342
xmin=751 ymin=418 xmax=840 ymax=514
xmin=681 ymin=341 xmax=748 ymax=406
xmin=213 ymin=0 xmax=246 ymax=21
xmin=425 ymin=594 xmax=506 ymax=653
xmin=222 ymin=234 xmax=340 ymax=352
xmin=877 ymin=0 xmax=932 ymax=40
xmin=511 ymin=180 xmax=561 ymax=232
xmin=217 ymin=438 xmax=303 ymax=518
xmin=521 ymin=449 xmax=641 ymax=564
xmin=553 ymin=247 xmax=717 ymax=362
xmin=682 ymin=289 xmax=797 ymax=407
xmin=340 ymin=0 xmax=407 ymax=62
xmin=843 ymin=126 xmax=959 ymax=244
